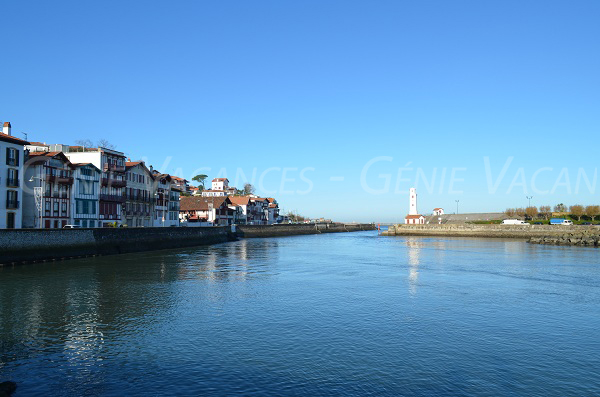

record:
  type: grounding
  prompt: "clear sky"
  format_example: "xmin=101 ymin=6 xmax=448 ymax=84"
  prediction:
xmin=2 ymin=0 xmax=599 ymax=222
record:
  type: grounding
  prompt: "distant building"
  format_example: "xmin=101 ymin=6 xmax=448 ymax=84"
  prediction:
xmin=433 ymin=208 xmax=444 ymax=216
xmin=405 ymin=187 xmax=425 ymax=225
xmin=202 ymin=178 xmax=237 ymax=197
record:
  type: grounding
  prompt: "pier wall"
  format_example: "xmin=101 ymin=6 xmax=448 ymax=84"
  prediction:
xmin=0 ymin=223 xmax=376 ymax=265
xmin=236 ymin=223 xmax=375 ymax=238
xmin=382 ymin=224 xmax=600 ymax=240
xmin=0 ymin=226 xmax=234 ymax=265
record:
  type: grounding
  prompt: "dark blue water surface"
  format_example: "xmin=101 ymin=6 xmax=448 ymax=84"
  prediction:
xmin=1 ymin=231 xmax=599 ymax=396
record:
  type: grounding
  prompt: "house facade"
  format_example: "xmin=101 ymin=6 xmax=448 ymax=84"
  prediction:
xmin=125 ymin=161 xmax=155 ymax=227
xmin=62 ymin=146 xmax=127 ymax=227
xmin=433 ymin=208 xmax=444 ymax=216
xmin=0 ymin=122 xmax=28 ymax=228
xmin=23 ymin=151 xmax=74 ymax=228
xmin=71 ymin=163 xmax=101 ymax=228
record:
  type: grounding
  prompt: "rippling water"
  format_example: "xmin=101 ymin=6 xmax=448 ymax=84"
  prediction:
xmin=1 ymin=231 xmax=599 ymax=396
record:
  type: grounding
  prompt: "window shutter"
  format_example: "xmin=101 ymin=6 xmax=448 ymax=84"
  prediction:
xmin=16 ymin=150 xmax=20 ymax=165
xmin=5 ymin=148 xmax=9 ymax=165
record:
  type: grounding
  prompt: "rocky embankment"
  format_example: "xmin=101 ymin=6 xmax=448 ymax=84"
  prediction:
xmin=529 ymin=231 xmax=600 ymax=247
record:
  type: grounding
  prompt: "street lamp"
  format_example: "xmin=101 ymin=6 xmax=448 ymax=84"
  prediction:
xmin=526 ymin=196 xmax=533 ymax=207
xmin=455 ymin=200 xmax=459 ymax=215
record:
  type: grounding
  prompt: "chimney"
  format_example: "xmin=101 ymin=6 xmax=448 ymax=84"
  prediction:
xmin=3 ymin=122 xmax=11 ymax=136
xmin=150 ymin=165 xmax=154 ymax=173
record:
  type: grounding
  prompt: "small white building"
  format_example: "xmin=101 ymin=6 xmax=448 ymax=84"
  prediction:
xmin=433 ymin=208 xmax=444 ymax=216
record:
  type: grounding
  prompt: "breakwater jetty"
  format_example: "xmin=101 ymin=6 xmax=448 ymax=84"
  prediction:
xmin=383 ymin=224 xmax=600 ymax=246
xmin=0 ymin=223 xmax=375 ymax=265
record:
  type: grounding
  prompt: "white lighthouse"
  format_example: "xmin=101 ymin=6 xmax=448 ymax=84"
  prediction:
xmin=409 ymin=187 xmax=417 ymax=215
xmin=405 ymin=187 xmax=425 ymax=225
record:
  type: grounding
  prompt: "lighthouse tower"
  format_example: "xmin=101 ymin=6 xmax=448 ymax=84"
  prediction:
xmin=405 ymin=187 xmax=425 ymax=225
xmin=409 ymin=187 xmax=418 ymax=215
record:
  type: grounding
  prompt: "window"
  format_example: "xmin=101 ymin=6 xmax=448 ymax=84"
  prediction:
xmin=6 ymin=212 xmax=16 ymax=229
xmin=6 ymin=190 xmax=18 ymax=209
xmin=5 ymin=148 xmax=19 ymax=166
xmin=7 ymin=168 xmax=19 ymax=187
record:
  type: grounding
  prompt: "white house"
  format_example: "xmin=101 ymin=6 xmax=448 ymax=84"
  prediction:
xmin=433 ymin=208 xmax=444 ymax=216
xmin=0 ymin=122 xmax=29 ymax=228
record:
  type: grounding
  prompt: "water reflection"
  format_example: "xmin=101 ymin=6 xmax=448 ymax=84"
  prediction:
xmin=406 ymin=238 xmax=423 ymax=296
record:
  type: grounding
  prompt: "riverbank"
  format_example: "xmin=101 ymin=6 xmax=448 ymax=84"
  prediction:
xmin=0 ymin=223 xmax=376 ymax=265
xmin=382 ymin=224 xmax=600 ymax=245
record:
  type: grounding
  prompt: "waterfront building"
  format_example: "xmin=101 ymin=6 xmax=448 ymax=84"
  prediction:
xmin=71 ymin=163 xmax=101 ymax=228
xmin=0 ymin=122 xmax=29 ymax=228
xmin=405 ymin=187 xmax=425 ymax=225
xmin=433 ymin=208 xmax=444 ymax=216
xmin=266 ymin=198 xmax=279 ymax=225
xmin=60 ymin=146 xmax=127 ymax=227
xmin=180 ymin=196 xmax=235 ymax=225
xmin=228 ymin=196 xmax=250 ymax=224
xmin=23 ymin=151 xmax=74 ymax=228
xmin=248 ymin=197 xmax=268 ymax=225
xmin=125 ymin=161 xmax=155 ymax=227
xmin=168 ymin=183 xmax=181 ymax=227
xmin=150 ymin=171 xmax=180 ymax=227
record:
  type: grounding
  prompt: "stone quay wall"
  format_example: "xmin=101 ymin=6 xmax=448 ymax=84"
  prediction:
xmin=0 ymin=223 xmax=376 ymax=265
xmin=0 ymin=227 xmax=235 ymax=265
xmin=236 ymin=223 xmax=376 ymax=238
xmin=382 ymin=224 xmax=600 ymax=241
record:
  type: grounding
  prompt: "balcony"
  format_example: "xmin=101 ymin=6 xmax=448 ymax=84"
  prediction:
xmin=6 ymin=178 xmax=19 ymax=187
xmin=103 ymin=163 xmax=126 ymax=173
xmin=6 ymin=200 xmax=19 ymax=209
xmin=100 ymin=194 xmax=125 ymax=203
xmin=101 ymin=178 xmax=127 ymax=188
xmin=45 ymin=175 xmax=74 ymax=184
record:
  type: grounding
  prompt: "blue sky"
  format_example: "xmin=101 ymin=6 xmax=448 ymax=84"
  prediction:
xmin=2 ymin=0 xmax=599 ymax=222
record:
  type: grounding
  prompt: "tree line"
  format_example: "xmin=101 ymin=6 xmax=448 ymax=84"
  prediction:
xmin=505 ymin=204 xmax=600 ymax=221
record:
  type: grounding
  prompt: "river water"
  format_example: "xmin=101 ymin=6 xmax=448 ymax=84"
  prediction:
xmin=1 ymin=231 xmax=599 ymax=396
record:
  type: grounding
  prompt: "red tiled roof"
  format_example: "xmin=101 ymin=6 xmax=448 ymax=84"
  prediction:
xmin=212 ymin=178 xmax=228 ymax=182
xmin=28 ymin=151 xmax=73 ymax=167
xmin=180 ymin=196 xmax=231 ymax=211
xmin=229 ymin=196 xmax=250 ymax=206
xmin=405 ymin=214 xmax=425 ymax=219
xmin=433 ymin=208 xmax=442 ymax=211
xmin=28 ymin=142 xmax=48 ymax=146
xmin=250 ymin=197 xmax=267 ymax=202
xmin=0 ymin=132 xmax=29 ymax=145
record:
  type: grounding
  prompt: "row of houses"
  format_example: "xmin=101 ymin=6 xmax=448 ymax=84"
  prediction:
xmin=0 ymin=121 xmax=280 ymax=229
